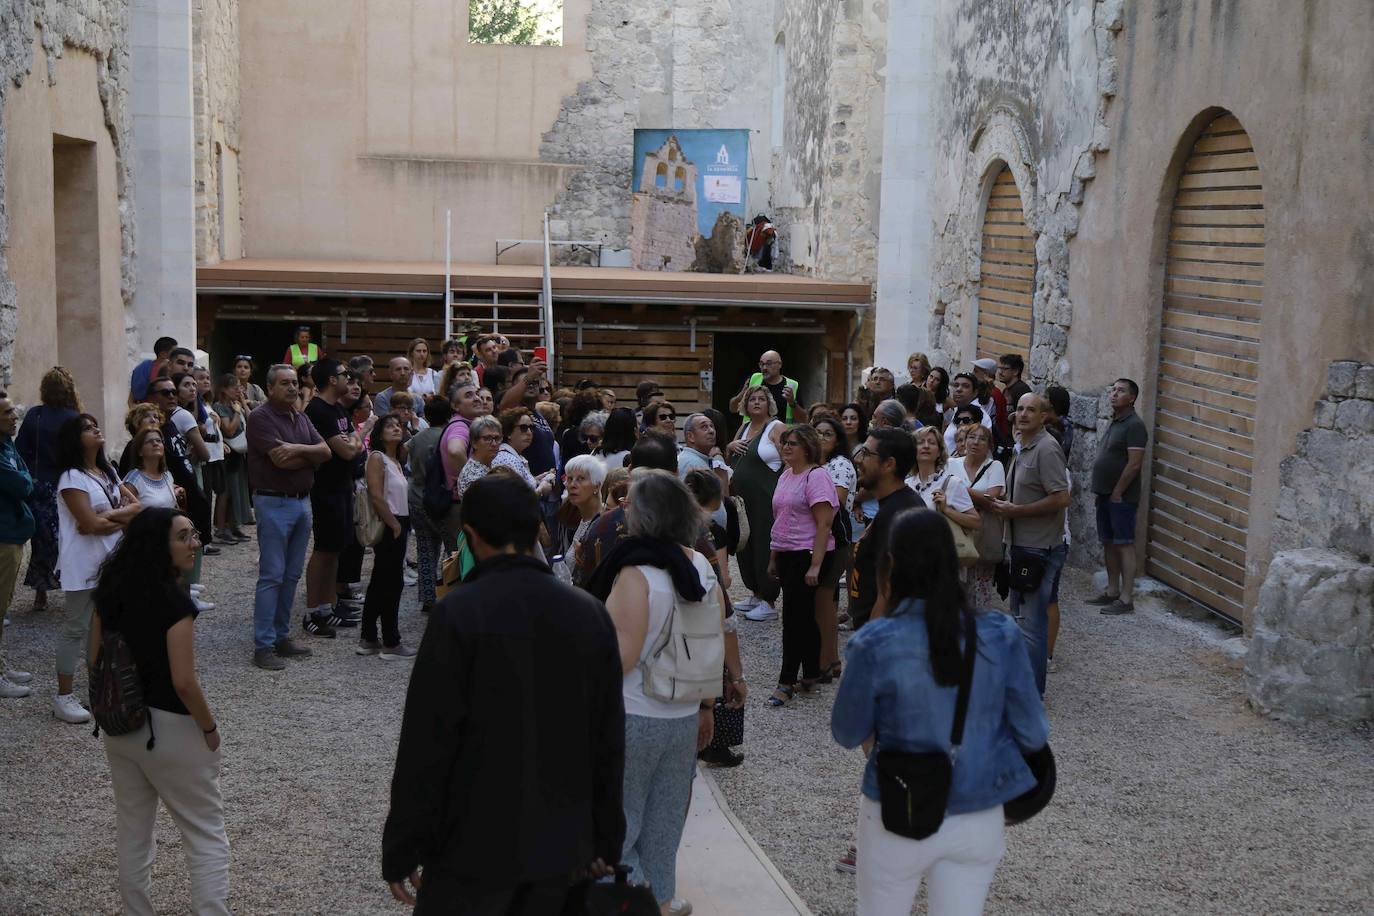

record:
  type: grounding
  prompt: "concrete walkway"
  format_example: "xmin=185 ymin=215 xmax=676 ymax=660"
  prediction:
xmin=677 ymin=770 xmax=813 ymax=915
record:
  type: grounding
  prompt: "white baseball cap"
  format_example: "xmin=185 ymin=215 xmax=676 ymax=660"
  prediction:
xmin=973 ymin=357 xmax=998 ymax=373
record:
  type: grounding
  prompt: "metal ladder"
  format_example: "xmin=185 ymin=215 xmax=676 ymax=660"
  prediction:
xmin=447 ymin=291 xmax=545 ymax=352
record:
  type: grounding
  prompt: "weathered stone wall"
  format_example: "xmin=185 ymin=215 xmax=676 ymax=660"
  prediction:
xmin=0 ymin=0 xmax=136 ymax=388
xmin=192 ymin=0 xmax=240 ymax=264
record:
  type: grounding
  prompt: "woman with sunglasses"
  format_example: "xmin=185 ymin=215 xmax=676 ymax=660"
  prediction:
xmin=766 ymin=424 xmax=838 ymax=707
xmin=579 ymin=410 xmax=608 ymax=457
xmin=233 ymin=356 xmax=266 ymax=410
xmin=644 ymin=399 xmax=678 ymax=439
xmin=494 ymin=408 xmax=555 ymax=497
xmin=52 ymin=414 xmax=141 ymax=723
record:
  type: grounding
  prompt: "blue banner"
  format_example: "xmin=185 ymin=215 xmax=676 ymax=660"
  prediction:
xmin=631 ymin=128 xmax=751 ymax=238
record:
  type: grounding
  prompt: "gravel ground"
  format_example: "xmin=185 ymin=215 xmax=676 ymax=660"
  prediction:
xmin=713 ymin=564 xmax=1374 ymax=916
xmin=1 ymin=536 xmax=1371 ymax=915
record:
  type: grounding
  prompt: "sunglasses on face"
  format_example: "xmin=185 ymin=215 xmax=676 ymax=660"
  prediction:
xmin=658 ymin=413 xmax=676 ymax=422
xmin=956 ymin=415 xmax=977 ymax=425
xmin=153 ymin=389 xmax=176 ymax=397
xmin=780 ymin=439 xmax=798 ymax=448
xmin=515 ymin=423 xmax=535 ymax=432
xmin=585 ymin=435 xmax=602 ymax=444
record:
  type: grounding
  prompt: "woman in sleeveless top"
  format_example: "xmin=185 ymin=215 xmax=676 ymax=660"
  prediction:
xmin=123 ymin=428 xmax=179 ymax=509
xmin=726 ymin=385 xmax=786 ymax=619
xmin=359 ymin=415 xmax=416 ymax=659
xmin=603 ymin=472 xmax=723 ymax=914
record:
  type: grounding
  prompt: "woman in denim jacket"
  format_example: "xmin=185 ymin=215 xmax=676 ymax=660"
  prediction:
xmin=832 ymin=508 xmax=1048 ymax=915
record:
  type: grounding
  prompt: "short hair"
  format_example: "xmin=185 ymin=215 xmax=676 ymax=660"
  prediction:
xmin=951 ymin=371 xmax=976 ymax=390
xmin=626 ymin=470 xmax=704 ymax=548
xmin=866 ymin=427 xmax=917 ymax=479
xmin=534 ymin=401 xmax=560 ymax=427
xmin=564 ymin=453 xmax=608 ymax=487
xmin=683 ymin=413 xmax=712 ymax=437
xmin=348 ymin=355 xmax=374 ymax=373
xmin=297 ymin=363 xmax=314 ymax=386
xmin=460 ymin=474 xmax=540 ymax=553
xmin=739 ymin=384 xmax=779 ymax=418
xmin=952 ymin=403 xmax=985 ymax=425
xmin=266 ymin=364 xmax=296 ymax=385
xmin=602 ymin=467 xmax=630 ymax=506
xmin=627 ymin=431 xmax=678 ymax=474
xmin=871 ymin=399 xmax=908 ymax=430
xmin=424 ymin=397 xmax=453 ymax=426
xmin=644 ymin=399 xmax=676 ymax=424
xmin=683 ymin=467 xmax=723 ymax=506
xmin=448 ymin=380 xmax=477 ymax=404
xmin=580 ymin=411 xmax=608 ymax=438
xmin=496 ymin=347 xmax=524 ymax=368
xmin=212 ymin=373 xmax=239 ymax=402
xmin=442 ymin=338 xmax=465 ymax=356
xmin=1115 ymin=378 xmax=1140 ymax=399
xmin=129 ymin=426 xmax=167 ymax=474
xmin=310 ymin=358 xmax=343 ymax=390
xmin=123 ymin=403 xmax=162 ymax=436
xmin=780 ymin=423 xmax=822 ymax=465
xmin=498 ymin=406 xmax=533 ymax=438
xmin=999 ymin=354 xmax=1025 ymax=376
xmin=964 ymin=423 xmax=994 ymax=450
xmin=602 ymin=407 xmax=638 ymax=454
xmin=1045 ymin=385 xmax=1071 ymax=419
xmin=168 ymin=347 xmax=196 ymax=363
xmin=472 ymin=334 xmax=499 ymax=354
xmin=913 ymin=426 xmax=948 ymax=474
xmin=894 ymin=383 xmax=923 ymax=414
xmin=153 ymin=336 xmax=178 ymax=356
xmin=389 ymin=391 xmax=415 ymax=411
xmin=469 ymin=414 xmax=502 ymax=443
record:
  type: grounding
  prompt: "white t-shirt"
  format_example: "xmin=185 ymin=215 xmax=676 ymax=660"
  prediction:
xmin=602 ymin=450 xmax=630 ymax=470
xmin=739 ymin=419 xmax=784 ymax=471
xmin=952 ymin=456 xmax=1006 ymax=495
xmin=409 ymin=367 xmax=440 ymax=398
xmin=904 ymin=468 xmax=975 ymax=513
xmin=202 ymin=410 xmax=224 ymax=463
xmin=123 ymin=469 xmax=178 ymax=509
xmin=621 ymin=552 xmax=719 ymax=719
xmin=824 ymin=455 xmax=857 ymax=512
xmin=943 ymin=407 xmax=994 ymax=456
xmin=57 ymin=469 xmax=125 ymax=591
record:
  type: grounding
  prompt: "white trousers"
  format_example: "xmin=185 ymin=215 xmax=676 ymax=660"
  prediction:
xmin=856 ymin=795 xmax=1005 ymax=916
xmin=104 ymin=707 xmax=231 ymax=915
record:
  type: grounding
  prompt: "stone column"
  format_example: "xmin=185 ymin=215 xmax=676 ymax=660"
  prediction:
xmin=873 ymin=0 xmax=938 ymax=371
xmin=130 ymin=0 xmax=197 ymax=356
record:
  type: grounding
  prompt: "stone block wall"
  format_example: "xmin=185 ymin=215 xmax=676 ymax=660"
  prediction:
xmin=1245 ymin=359 xmax=1374 ymax=722
xmin=0 ymin=0 xmax=136 ymax=388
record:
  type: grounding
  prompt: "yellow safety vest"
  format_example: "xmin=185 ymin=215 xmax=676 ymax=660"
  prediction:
xmin=288 ymin=343 xmax=319 ymax=367
xmin=742 ymin=372 xmax=798 ymax=422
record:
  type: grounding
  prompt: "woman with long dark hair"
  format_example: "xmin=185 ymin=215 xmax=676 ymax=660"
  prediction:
xmin=358 ymin=414 xmax=416 ymax=660
xmin=813 ymin=415 xmax=853 ymax=680
xmin=925 ymin=366 xmax=952 ymax=423
xmin=211 ymin=373 xmax=250 ymax=543
xmin=92 ymin=508 xmax=229 ymax=913
xmin=233 ymin=355 xmax=266 ymax=410
xmin=16 ymin=366 xmax=82 ymax=610
xmin=599 ymin=407 xmax=639 ymax=469
xmin=52 ymin=414 xmax=141 ymax=723
xmin=831 ymin=509 xmax=1048 ymax=914
xmin=166 ymin=373 xmax=215 ymax=599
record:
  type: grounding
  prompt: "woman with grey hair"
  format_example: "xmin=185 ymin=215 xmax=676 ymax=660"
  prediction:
xmin=592 ymin=471 xmax=724 ymax=915
xmin=726 ymin=384 xmax=786 ymax=621
xmin=579 ymin=410 xmax=608 ymax=456
xmin=455 ymin=416 xmax=503 ymax=497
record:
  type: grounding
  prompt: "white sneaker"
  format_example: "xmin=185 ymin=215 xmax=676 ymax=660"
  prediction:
xmin=190 ymin=583 xmax=205 ymax=595
xmin=743 ymin=601 xmax=778 ymax=621
xmin=0 ymin=657 xmax=30 ymax=684
xmin=52 ymin=693 xmax=90 ymax=723
xmin=403 ymin=569 xmax=418 ymax=586
xmin=0 ymin=676 xmax=31 ymax=699
xmin=731 ymin=597 xmax=761 ymax=613
xmin=194 ymin=598 xmax=216 ymax=612
xmin=668 ymin=898 xmax=693 ymax=916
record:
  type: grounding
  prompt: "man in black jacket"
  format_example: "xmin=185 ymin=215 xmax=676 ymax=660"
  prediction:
xmin=382 ymin=474 xmax=626 ymax=913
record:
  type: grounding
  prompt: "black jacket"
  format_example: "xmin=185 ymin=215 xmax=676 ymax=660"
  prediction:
xmin=382 ymin=553 xmax=626 ymax=889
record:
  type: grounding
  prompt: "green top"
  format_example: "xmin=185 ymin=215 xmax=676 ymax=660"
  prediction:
xmin=742 ymin=372 xmax=799 ymax=422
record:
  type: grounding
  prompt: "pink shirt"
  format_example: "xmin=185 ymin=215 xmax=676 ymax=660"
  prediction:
xmin=439 ymin=416 xmax=471 ymax=490
xmin=770 ymin=467 xmax=839 ymax=553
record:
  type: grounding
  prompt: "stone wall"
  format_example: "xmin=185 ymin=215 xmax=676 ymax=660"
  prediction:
xmin=0 ymin=0 xmax=136 ymax=388
xmin=192 ymin=0 xmax=240 ymax=264
xmin=1244 ymin=359 xmax=1374 ymax=722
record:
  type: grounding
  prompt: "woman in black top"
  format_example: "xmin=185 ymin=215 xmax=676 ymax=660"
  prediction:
xmin=92 ymin=507 xmax=229 ymax=914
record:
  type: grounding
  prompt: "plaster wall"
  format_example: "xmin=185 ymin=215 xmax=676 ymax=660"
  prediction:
xmin=3 ymin=42 xmax=128 ymax=429
xmin=1070 ymin=0 xmax=1374 ymax=625
xmin=239 ymin=0 xmax=594 ymax=264
xmin=193 ymin=0 xmax=241 ymax=264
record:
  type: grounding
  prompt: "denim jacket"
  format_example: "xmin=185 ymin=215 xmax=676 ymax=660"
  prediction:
xmin=831 ymin=598 xmax=1049 ymax=814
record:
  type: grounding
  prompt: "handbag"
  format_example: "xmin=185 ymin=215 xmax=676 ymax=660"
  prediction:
xmin=570 ymin=865 xmax=659 ymax=915
xmin=807 ymin=467 xmax=853 ymax=548
xmin=1001 ymin=463 xmax=1046 ymax=591
xmin=224 ymin=424 xmax=248 ymax=455
xmin=353 ymin=482 xmax=384 ymax=547
xmin=968 ymin=460 xmax=1004 ymax=564
xmin=1005 ymin=744 xmax=1056 ymax=825
xmin=874 ymin=610 xmax=976 ymax=840
xmin=729 ymin=495 xmax=749 ymax=553
xmin=940 ymin=477 xmax=980 ymax=567
xmin=709 ymin=699 xmax=745 ymax=750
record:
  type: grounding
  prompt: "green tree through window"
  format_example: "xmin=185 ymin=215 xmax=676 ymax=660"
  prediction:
xmin=469 ymin=0 xmax=563 ymax=46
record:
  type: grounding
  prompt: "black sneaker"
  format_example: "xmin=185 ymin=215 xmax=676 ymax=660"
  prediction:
xmin=419 ymin=601 xmax=434 ymax=615
xmin=302 ymin=614 xmax=337 ymax=638
xmin=203 ymin=545 xmax=221 ymax=556
xmin=698 ymin=746 xmax=744 ymax=768
xmin=334 ymin=601 xmax=362 ymax=620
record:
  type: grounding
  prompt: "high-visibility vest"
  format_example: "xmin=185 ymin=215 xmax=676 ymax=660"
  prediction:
xmin=741 ymin=372 xmax=799 ymax=422
xmin=288 ymin=343 xmax=319 ymax=367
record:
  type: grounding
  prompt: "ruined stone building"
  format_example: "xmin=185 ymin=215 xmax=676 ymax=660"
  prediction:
xmin=2 ymin=1 xmax=1370 ymax=717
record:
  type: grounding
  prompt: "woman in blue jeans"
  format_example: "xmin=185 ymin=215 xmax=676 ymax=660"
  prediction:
xmin=832 ymin=508 xmax=1048 ymax=916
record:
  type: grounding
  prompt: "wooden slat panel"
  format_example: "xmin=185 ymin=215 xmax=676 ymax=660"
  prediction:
xmin=1159 ymin=344 xmax=1258 ymax=379
xmin=1152 ymin=455 xmax=1251 ymax=510
xmin=1167 ymin=242 xmax=1265 ymax=264
xmin=1183 ymin=150 xmax=1259 ymax=172
xmin=1165 ymin=276 xmax=1263 ymax=302
xmin=1177 ymin=170 xmax=1263 ymax=190
xmin=1164 ymin=294 xmax=1261 ymax=322
xmin=1193 ymin=133 xmax=1254 ymax=154
xmin=1145 ymin=562 xmax=1245 ymax=621
xmin=1157 ymin=361 xmax=1257 ymax=398
xmin=1174 ymin=188 xmax=1265 ymax=207
xmin=1155 ymin=409 xmax=1254 ymax=455
xmin=1153 ymin=427 xmax=1252 ymax=473
xmin=1162 ymin=308 xmax=1262 ymax=341
xmin=1156 ymin=377 xmax=1256 ymax=418
xmin=1149 ymin=525 xmax=1247 ymax=584
xmin=1172 ymin=208 xmax=1265 ymax=227
xmin=1157 ymin=395 xmax=1255 ymax=437
xmin=977 ymin=164 xmax=1033 ymax=362
xmin=1148 ymin=507 xmax=1246 ymax=567
xmin=1169 ymin=226 xmax=1266 ymax=245
xmin=977 ymin=298 xmax=1033 ymax=322
xmin=1152 ymin=466 xmax=1249 ymax=530
xmin=1145 ymin=543 xmax=1246 ymax=605
xmin=1161 ymin=326 xmax=1260 ymax=360
xmin=1166 ymin=260 xmax=1265 ymax=283
xmin=1202 ymin=114 xmax=1245 ymax=134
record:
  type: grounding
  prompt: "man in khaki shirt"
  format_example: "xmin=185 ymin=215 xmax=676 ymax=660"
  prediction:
xmin=990 ymin=392 xmax=1069 ymax=696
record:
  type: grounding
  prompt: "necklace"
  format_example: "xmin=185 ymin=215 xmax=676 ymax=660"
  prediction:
xmin=908 ymin=468 xmax=945 ymax=497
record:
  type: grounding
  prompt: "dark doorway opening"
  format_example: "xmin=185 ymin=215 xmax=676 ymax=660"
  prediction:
xmin=205 ymin=318 xmax=319 ymax=390
xmin=710 ymin=332 xmax=827 ymax=439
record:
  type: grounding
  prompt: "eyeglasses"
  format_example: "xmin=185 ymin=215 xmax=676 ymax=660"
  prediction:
xmin=478 ymin=434 xmax=503 ymax=443
xmin=853 ymin=445 xmax=874 ymax=459
xmin=780 ymin=439 xmax=797 ymax=448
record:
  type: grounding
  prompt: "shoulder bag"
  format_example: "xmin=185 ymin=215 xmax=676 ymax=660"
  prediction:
xmin=1002 ymin=462 xmax=1046 ymax=592
xmin=874 ymin=610 xmax=977 ymax=840
xmin=353 ymin=476 xmax=385 ymax=547
xmin=968 ymin=460 xmax=1004 ymax=564
xmin=939 ymin=477 xmax=980 ymax=567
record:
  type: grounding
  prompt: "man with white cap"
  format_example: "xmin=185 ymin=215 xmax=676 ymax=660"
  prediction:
xmin=972 ymin=357 xmax=1011 ymax=452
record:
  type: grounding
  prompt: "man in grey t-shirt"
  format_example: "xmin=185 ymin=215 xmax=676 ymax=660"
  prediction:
xmin=1086 ymin=378 xmax=1149 ymax=616
xmin=990 ymin=392 xmax=1069 ymax=696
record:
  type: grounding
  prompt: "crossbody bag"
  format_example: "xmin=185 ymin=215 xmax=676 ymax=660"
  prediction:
xmin=1002 ymin=461 xmax=1047 ymax=592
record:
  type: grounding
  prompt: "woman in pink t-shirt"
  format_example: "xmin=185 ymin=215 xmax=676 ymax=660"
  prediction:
xmin=766 ymin=424 xmax=838 ymax=707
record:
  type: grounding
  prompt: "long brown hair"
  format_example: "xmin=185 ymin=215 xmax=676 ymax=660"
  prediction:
xmin=40 ymin=367 xmax=81 ymax=411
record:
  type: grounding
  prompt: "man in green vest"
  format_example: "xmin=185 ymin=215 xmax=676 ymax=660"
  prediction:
xmin=283 ymin=325 xmax=323 ymax=367
xmin=729 ymin=349 xmax=801 ymax=422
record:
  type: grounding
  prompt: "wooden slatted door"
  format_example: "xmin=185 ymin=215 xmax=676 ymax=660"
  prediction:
xmin=1147 ymin=113 xmax=1264 ymax=622
xmin=554 ymin=326 xmax=713 ymax=431
xmin=976 ymin=165 xmax=1035 ymax=360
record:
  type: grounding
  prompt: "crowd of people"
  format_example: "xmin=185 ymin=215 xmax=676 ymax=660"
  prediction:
xmin=0 ymin=327 xmax=1156 ymax=914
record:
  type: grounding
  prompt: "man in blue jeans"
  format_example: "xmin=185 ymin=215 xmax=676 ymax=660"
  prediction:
xmin=991 ymin=393 xmax=1069 ymax=695
xmin=244 ymin=365 xmax=331 ymax=670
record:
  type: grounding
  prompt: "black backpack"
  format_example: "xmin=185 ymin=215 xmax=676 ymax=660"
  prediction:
xmin=89 ymin=627 xmax=147 ymax=741
xmin=423 ymin=420 xmax=463 ymax=521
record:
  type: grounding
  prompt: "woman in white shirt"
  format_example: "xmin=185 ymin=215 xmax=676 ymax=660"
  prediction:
xmin=359 ymin=415 xmax=417 ymax=660
xmin=494 ymin=408 xmax=554 ymax=498
xmin=906 ymin=425 xmax=980 ymax=534
xmin=406 ymin=338 xmax=441 ymax=401
xmin=123 ymin=428 xmax=179 ymax=509
xmin=952 ymin=424 xmax=1006 ymax=607
xmin=53 ymin=414 xmax=141 ymax=723
xmin=725 ymin=386 xmax=786 ymax=620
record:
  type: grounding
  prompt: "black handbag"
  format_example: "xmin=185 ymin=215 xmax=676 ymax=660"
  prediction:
xmin=1005 ymin=744 xmax=1057 ymax=825
xmin=874 ymin=611 xmax=977 ymax=841
xmin=1002 ymin=463 xmax=1046 ymax=592
xmin=568 ymin=865 xmax=659 ymax=915
xmin=709 ymin=698 xmax=744 ymax=750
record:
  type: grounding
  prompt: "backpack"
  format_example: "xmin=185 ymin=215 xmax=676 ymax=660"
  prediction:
xmin=89 ymin=626 xmax=148 ymax=741
xmin=640 ymin=567 xmax=725 ymax=704
xmin=423 ymin=419 xmax=465 ymax=520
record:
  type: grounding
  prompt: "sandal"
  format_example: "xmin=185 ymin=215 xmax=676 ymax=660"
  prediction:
xmin=818 ymin=662 xmax=842 ymax=684
xmin=767 ymin=685 xmax=796 ymax=707
xmin=798 ymin=677 xmax=821 ymax=694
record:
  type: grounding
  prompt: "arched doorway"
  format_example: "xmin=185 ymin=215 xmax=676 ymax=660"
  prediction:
xmin=1147 ymin=112 xmax=1263 ymax=623
xmin=975 ymin=164 xmax=1035 ymax=361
